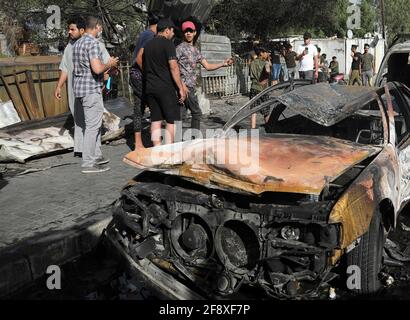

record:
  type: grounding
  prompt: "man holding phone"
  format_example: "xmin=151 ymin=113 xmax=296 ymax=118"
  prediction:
xmin=296 ymin=32 xmax=318 ymax=82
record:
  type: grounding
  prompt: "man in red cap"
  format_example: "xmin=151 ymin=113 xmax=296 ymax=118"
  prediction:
xmin=176 ymin=20 xmax=233 ymax=132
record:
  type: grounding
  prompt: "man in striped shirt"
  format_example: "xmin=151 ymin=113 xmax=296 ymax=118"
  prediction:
xmin=72 ymin=16 xmax=118 ymax=173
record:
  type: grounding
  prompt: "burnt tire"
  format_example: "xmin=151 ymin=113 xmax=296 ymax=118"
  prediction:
xmin=346 ymin=209 xmax=385 ymax=295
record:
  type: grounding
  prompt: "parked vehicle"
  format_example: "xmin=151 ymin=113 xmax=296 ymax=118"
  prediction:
xmin=375 ymin=36 xmax=410 ymax=88
xmin=106 ymin=78 xmax=410 ymax=299
xmin=101 ymin=33 xmax=410 ymax=301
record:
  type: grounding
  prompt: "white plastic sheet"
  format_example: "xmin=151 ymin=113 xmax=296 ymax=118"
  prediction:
xmin=0 ymin=100 xmax=21 ymax=128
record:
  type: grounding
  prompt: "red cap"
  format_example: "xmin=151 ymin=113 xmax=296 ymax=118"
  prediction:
xmin=182 ymin=21 xmax=196 ymax=32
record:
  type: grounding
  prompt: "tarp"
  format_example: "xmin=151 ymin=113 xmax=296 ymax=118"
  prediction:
xmin=0 ymin=108 xmax=124 ymax=163
xmin=0 ymin=100 xmax=21 ymax=128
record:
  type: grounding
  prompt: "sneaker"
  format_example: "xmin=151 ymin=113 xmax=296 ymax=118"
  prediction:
xmin=74 ymin=152 xmax=82 ymax=158
xmin=96 ymin=157 xmax=110 ymax=165
xmin=81 ymin=164 xmax=110 ymax=174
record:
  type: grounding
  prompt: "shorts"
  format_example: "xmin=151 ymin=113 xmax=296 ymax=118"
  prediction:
xmin=249 ymin=88 xmax=271 ymax=117
xmin=271 ymin=64 xmax=282 ymax=81
xmin=146 ymin=89 xmax=180 ymax=124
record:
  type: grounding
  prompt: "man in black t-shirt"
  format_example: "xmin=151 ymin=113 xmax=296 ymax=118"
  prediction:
xmin=349 ymin=45 xmax=362 ymax=86
xmin=284 ymin=45 xmax=297 ymax=80
xmin=143 ymin=18 xmax=186 ymax=146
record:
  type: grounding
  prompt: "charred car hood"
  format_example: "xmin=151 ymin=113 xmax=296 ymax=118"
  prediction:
xmin=124 ymin=135 xmax=381 ymax=195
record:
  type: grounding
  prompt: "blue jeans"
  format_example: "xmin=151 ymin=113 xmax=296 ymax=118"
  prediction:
xmin=271 ymin=64 xmax=281 ymax=80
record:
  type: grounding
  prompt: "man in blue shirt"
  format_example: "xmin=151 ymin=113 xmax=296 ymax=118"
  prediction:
xmin=129 ymin=11 xmax=160 ymax=150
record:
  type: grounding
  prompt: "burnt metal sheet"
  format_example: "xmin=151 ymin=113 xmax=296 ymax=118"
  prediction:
xmin=124 ymin=135 xmax=381 ymax=195
xmin=275 ymin=83 xmax=375 ymax=127
xmin=329 ymin=144 xmax=399 ymax=252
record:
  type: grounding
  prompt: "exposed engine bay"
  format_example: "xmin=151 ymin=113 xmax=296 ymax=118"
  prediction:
xmin=108 ymin=169 xmax=377 ymax=299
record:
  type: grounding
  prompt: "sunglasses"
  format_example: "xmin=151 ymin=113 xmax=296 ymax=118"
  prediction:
xmin=184 ymin=28 xmax=195 ymax=33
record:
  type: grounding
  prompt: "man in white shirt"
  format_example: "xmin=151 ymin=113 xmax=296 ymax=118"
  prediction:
xmin=296 ymin=32 xmax=319 ymax=82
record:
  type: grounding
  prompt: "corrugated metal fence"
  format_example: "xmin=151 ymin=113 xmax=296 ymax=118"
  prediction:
xmin=200 ymin=33 xmax=251 ymax=98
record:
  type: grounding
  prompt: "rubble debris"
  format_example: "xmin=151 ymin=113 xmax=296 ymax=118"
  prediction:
xmin=384 ymin=255 xmax=405 ymax=268
xmin=0 ymin=126 xmax=74 ymax=163
xmin=385 ymin=239 xmax=410 ymax=262
xmin=0 ymin=108 xmax=124 ymax=163
xmin=16 ymin=162 xmax=76 ymax=176
xmin=329 ymin=287 xmax=337 ymax=300
xmin=380 ymin=272 xmax=395 ymax=287
xmin=401 ymin=223 xmax=410 ymax=232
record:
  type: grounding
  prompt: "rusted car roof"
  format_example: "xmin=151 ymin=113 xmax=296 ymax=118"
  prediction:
xmin=275 ymin=83 xmax=375 ymax=127
xmin=124 ymin=135 xmax=381 ymax=195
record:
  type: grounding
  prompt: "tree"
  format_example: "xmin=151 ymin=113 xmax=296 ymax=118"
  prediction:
xmin=207 ymin=0 xmax=353 ymax=40
xmin=353 ymin=0 xmax=376 ymax=38
xmin=0 ymin=0 xmax=147 ymax=57
xmin=383 ymin=0 xmax=410 ymax=44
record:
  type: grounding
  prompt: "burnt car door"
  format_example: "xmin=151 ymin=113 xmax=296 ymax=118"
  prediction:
xmin=381 ymin=83 xmax=410 ymax=204
xmin=395 ymin=84 xmax=410 ymax=204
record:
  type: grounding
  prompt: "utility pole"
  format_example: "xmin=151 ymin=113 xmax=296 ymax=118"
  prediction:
xmin=380 ymin=0 xmax=386 ymax=40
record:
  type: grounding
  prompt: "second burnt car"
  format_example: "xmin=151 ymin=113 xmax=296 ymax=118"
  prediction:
xmin=106 ymin=80 xmax=410 ymax=299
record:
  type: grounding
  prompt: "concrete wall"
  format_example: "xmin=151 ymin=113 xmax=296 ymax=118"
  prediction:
xmin=0 ymin=33 xmax=11 ymax=56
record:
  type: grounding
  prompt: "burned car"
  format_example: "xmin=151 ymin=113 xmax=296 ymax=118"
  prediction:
xmin=106 ymin=80 xmax=410 ymax=299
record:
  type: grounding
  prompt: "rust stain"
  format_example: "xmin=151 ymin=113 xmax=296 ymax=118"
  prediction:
xmin=329 ymin=249 xmax=343 ymax=266
xmin=329 ymin=180 xmax=376 ymax=249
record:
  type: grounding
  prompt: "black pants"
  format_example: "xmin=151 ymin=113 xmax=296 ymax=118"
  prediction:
xmin=184 ymin=88 xmax=202 ymax=130
xmin=129 ymin=68 xmax=144 ymax=133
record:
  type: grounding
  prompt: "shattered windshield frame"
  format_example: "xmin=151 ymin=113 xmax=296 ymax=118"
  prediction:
xmin=222 ymin=82 xmax=387 ymax=146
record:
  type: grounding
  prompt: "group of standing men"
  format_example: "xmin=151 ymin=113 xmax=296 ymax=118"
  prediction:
xmin=349 ymin=43 xmax=376 ymax=86
xmin=55 ymin=14 xmax=233 ymax=173
xmin=248 ymin=32 xmax=319 ymax=128
xmin=129 ymin=14 xmax=233 ymax=150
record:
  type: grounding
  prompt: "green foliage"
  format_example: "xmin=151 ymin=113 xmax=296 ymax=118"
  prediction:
xmin=353 ymin=0 xmax=376 ymax=38
xmin=1 ymin=0 xmax=146 ymax=57
xmin=384 ymin=0 xmax=410 ymax=44
xmin=207 ymin=0 xmax=351 ymax=40
xmin=207 ymin=0 xmax=379 ymax=40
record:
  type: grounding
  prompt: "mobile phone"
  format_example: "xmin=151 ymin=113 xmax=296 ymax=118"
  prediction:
xmin=106 ymin=76 xmax=111 ymax=90
xmin=305 ymin=47 xmax=309 ymax=53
